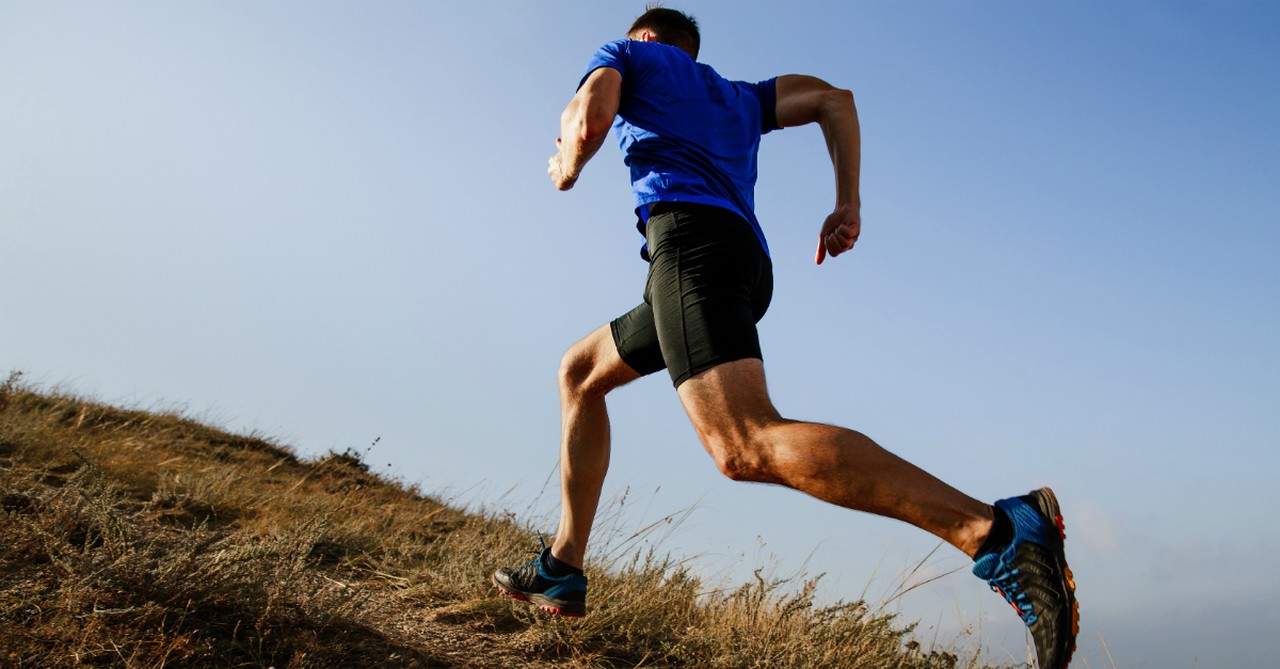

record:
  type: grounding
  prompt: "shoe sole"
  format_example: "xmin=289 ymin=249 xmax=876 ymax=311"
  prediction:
xmin=1028 ymin=487 xmax=1080 ymax=668
xmin=492 ymin=576 xmax=586 ymax=617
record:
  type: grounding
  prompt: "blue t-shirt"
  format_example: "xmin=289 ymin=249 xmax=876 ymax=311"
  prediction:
xmin=581 ymin=39 xmax=779 ymax=259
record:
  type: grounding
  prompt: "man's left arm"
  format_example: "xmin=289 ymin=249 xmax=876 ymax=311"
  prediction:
xmin=774 ymin=74 xmax=862 ymax=264
xmin=549 ymin=67 xmax=622 ymax=190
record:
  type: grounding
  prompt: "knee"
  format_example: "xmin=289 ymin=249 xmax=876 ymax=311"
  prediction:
xmin=700 ymin=432 xmax=773 ymax=483
xmin=558 ymin=344 xmax=609 ymax=401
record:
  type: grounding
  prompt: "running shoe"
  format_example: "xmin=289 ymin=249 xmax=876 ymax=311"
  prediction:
xmin=492 ymin=539 xmax=588 ymax=617
xmin=973 ymin=487 xmax=1079 ymax=669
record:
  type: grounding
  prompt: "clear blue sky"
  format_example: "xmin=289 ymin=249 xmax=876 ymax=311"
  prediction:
xmin=3 ymin=1 xmax=1277 ymax=666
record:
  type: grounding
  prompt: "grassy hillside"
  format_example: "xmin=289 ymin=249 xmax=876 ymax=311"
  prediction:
xmin=0 ymin=375 xmax=1013 ymax=668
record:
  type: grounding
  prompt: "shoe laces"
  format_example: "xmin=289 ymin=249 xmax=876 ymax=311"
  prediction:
xmin=515 ymin=533 xmax=550 ymax=572
xmin=987 ymin=559 xmax=1038 ymax=625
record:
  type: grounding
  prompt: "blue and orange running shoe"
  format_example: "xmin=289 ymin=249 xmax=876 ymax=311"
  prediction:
xmin=973 ymin=487 xmax=1079 ymax=669
xmin=492 ymin=538 xmax=587 ymax=617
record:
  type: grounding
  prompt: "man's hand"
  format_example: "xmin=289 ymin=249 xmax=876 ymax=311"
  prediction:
xmin=816 ymin=203 xmax=861 ymax=265
xmin=548 ymin=139 xmax=578 ymax=190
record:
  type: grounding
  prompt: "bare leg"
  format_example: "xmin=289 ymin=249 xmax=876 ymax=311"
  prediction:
xmin=551 ymin=324 xmax=641 ymax=569
xmin=677 ymin=358 xmax=993 ymax=557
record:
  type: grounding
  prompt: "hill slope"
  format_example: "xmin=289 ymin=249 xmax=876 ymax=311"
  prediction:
xmin=0 ymin=377 xmax=1007 ymax=668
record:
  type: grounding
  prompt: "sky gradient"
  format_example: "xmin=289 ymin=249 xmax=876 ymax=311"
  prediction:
xmin=3 ymin=1 xmax=1278 ymax=666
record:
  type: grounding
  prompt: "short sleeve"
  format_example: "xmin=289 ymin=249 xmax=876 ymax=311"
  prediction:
xmin=755 ymin=77 xmax=780 ymax=134
xmin=579 ymin=40 xmax=629 ymax=90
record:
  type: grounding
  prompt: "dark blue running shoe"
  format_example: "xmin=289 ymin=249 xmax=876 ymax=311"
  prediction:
xmin=493 ymin=539 xmax=588 ymax=617
xmin=973 ymin=487 xmax=1079 ymax=669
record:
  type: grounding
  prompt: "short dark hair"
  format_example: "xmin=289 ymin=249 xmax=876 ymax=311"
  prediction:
xmin=628 ymin=4 xmax=700 ymax=59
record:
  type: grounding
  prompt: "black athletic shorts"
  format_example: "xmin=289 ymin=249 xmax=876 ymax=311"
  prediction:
xmin=610 ymin=202 xmax=774 ymax=387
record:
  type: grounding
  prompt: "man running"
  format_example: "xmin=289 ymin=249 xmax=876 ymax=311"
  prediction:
xmin=493 ymin=7 xmax=1078 ymax=668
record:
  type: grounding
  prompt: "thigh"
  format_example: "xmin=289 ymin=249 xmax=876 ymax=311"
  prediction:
xmin=676 ymin=357 xmax=781 ymax=447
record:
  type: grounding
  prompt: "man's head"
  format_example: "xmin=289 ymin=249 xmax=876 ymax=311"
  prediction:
xmin=627 ymin=5 xmax=700 ymax=59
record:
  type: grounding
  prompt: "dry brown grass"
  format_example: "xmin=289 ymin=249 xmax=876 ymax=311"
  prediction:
xmin=0 ymin=374 xmax=1016 ymax=668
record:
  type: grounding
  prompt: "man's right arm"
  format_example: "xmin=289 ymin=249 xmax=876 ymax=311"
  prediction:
xmin=549 ymin=67 xmax=622 ymax=191
xmin=775 ymin=74 xmax=862 ymax=265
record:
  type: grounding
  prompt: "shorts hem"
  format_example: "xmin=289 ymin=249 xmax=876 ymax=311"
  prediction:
xmin=670 ymin=354 xmax=763 ymax=389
